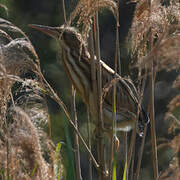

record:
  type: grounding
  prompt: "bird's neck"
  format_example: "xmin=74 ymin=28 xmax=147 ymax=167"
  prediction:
xmin=61 ymin=44 xmax=92 ymax=104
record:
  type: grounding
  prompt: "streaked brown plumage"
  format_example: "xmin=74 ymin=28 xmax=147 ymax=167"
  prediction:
xmin=29 ymin=24 xmax=149 ymax=134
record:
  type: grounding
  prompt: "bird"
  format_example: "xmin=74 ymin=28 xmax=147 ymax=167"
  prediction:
xmin=29 ymin=24 xmax=149 ymax=137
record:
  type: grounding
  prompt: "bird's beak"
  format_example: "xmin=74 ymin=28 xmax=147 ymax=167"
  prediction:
xmin=29 ymin=24 xmax=60 ymax=39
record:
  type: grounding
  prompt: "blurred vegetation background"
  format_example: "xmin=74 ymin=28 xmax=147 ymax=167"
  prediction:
xmin=1 ymin=0 xmax=179 ymax=179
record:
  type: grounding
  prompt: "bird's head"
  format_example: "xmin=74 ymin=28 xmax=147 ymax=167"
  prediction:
xmin=29 ymin=24 xmax=62 ymax=39
xmin=29 ymin=24 xmax=86 ymax=52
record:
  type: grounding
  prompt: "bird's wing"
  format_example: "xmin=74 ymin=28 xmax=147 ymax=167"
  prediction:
xmin=100 ymin=60 xmax=139 ymax=114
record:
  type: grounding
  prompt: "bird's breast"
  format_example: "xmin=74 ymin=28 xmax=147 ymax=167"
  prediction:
xmin=103 ymin=106 xmax=136 ymax=132
xmin=61 ymin=48 xmax=92 ymax=104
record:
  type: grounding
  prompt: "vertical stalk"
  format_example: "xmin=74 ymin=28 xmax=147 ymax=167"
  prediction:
xmin=148 ymin=0 xmax=159 ymax=179
xmin=88 ymin=25 xmax=96 ymax=180
xmin=127 ymin=123 xmax=137 ymax=172
xmin=94 ymin=12 xmax=105 ymax=180
xmin=109 ymin=2 xmax=120 ymax=179
xmin=134 ymin=125 xmax=147 ymax=180
xmin=87 ymin=108 xmax=93 ymax=180
xmin=134 ymin=68 xmax=148 ymax=180
xmin=71 ymin=87 xmax=82 ymax=180
xmin=129 ymin=149 xmax=135 ymax=180
xmin=122 ymin=132 xmax=128 ymax=179
xmin=112 ymin=85 xmax=117 ymax=180
xmin=87 ymin=10 xmax=95 ymax=178
xmin=149 ymin=63 xmax=158 ymax=179
xmin=62 ymin=0 xmax=67 ymax=23
xmin=89 ymin=24 xmax=97 ymax=108
xmin=62 ymin=0 xmax=82 ymax=179
xmin=3 ymin=75 xmax=9 ymax=179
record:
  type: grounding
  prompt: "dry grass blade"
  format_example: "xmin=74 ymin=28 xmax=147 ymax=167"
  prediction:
xmin=0 ymin=18 xmax=31 ymax=41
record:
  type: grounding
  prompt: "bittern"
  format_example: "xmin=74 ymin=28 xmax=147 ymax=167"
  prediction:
xmin=29 ymin=24 xmax=149 ymax=136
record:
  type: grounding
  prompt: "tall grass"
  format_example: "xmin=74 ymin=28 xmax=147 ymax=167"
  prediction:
xmin=1 ymin=0 xmax=180 ymax=179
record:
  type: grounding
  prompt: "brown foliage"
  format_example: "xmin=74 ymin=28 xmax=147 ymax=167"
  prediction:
xmin=68 ymin=0 xmax=117 ymax=37
xmin=130 ymin=0 xmax=180 ymax=71
xmin=0 ymin=18 xmax=63 ymax=179
xmin=159 ymin=134 xmax=180 ymax=180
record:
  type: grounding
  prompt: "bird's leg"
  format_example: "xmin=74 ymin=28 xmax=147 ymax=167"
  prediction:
xmin=93 ymin=127 xmax=119 ymax=175
xmin=105 ymin=129 xmax=120 ymax=151
xmin=101 ymin=130 xmax=120 ymax=177
xmin=93 ymin=127 xmax=110 ymax=177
